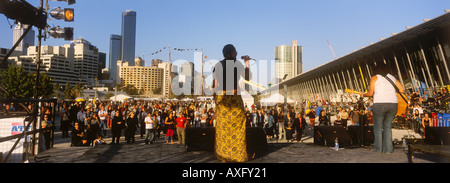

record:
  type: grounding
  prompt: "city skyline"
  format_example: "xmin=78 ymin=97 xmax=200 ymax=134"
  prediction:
xmin=1 ymin=0 xmax=449 ymax=87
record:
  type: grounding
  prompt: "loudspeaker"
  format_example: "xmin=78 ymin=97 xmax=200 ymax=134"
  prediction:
xmin=425 ymin=127 xmax=450 ymax=145
xmin=347 ymin=126 xmax=374 ymax=146
xmin=314 ymin=126 xmax=352 ymax=147
xmin=185 ymin=127 xmax=268 ymax=153
xmin=185 ymin=127 xmax=215 ymax=152
xmin=246 ymin=127 xmax=267 ymax=155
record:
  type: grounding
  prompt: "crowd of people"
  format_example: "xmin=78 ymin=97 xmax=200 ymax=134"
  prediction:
xmin=2 ymin=87 xmax=448 ymax=149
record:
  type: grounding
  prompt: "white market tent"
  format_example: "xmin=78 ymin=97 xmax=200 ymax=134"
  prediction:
xmin=181 ymin=98 xmax=194 ymax=102
xmin=241 ymin=91 xmax=254 ymax=110
xmin=260 ymin=93 xmax=295 ymax=106
xmin=109 ymin=94 xmax=133 ymax=102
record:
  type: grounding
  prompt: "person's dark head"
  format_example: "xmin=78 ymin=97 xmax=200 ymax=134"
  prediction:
xmin=372 ymin=62 xmax=390 ymax=76
xmin=74 ymin=122 xmax=80 ymax=130
xmin=222 ymin=44 xmax=237 ymax=60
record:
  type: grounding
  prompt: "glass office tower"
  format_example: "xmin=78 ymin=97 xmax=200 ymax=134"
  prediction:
xmin=109 ymin=34 xmax=121 ymax=82
xmin=275 ymin=40 xmax=303 ymax=82
xmin=121 ymin=10 xmax=137 ymax=66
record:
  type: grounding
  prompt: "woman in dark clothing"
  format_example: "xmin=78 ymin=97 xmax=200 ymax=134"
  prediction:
xmin=125 ymin=111 xmax=139 ymax=144
xmin=318 ymin=110 xmax=328 ymax=126
xmin=71 ymin=122 xmax=88 ymax=146
xmin=86 ymin=113 xmax=99 ymax=146
xmin=165 ymin=112 xmax=175 ymax=144
xmin=111 ymin=110 xmax=124 ymax=144
xmin=307 ymin=110 xmax=316 ymax=129
xmin=284 ymin=112 xmax=294 ymax=141
xmin=293 ymin=113 xmax=306 ymax=142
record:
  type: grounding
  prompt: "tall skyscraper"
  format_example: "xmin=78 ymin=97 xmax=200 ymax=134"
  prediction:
xmin=274 ymin=40 xmax=303 ymax=82
xmin=13 ymin=23 xmax=35 ymax=55
xmin=109 ymin=34 xmax=121 ymax=82
xmin=121 ymin=10 xmax=137 ymax=66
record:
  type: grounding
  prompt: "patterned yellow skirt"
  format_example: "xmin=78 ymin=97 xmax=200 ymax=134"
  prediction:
xmin=214 ymin=93 xmax=248 ymax=162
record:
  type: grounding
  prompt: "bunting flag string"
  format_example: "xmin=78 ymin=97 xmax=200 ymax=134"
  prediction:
xmin=150 ymin=47 xmax=199 ymax=56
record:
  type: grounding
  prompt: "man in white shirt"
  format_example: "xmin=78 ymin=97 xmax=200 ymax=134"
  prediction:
xmin=144 ymin=112 xmax=155 ymax=144
xmin=98 ymin=106 xmax=108 ymax=137
xmin=194 ymin=108 xmax=200 ymax=127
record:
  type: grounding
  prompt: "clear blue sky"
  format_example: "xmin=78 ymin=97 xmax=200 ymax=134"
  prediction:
xmin=1 ymin=0 xmax=449 ymax=87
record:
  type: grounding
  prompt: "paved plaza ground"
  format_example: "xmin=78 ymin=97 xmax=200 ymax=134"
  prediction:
xmin=35 ymin=117 xmax=448 ymax=163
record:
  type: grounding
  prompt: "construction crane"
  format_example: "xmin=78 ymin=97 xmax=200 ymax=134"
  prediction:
xmin=327 ymin=40 xmax=338 ymax=59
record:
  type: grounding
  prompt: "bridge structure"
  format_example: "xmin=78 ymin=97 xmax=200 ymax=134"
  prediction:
xmin=265 ymin=10 xmax=450 ymax=103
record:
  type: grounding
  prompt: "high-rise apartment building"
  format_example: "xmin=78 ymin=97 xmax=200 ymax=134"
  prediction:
xmin=121 ymin=10 xmax=137 ymax=66
xmin=274 ymin=40 xmax=303 ymax=82
xmin=13 ymin=23 xmax=35 ymax=55
xmin=117 ymin=61 xmax=164 ymax=96
xmin=109 ymin=34 xmax=121 ymax=82
xmin=158 ymin=62 xmax=172 ymax=98
xmin=64 ymin=38 xmax=99 ymax=80
xmin=7 ymin=45 xmax=83 ymax=86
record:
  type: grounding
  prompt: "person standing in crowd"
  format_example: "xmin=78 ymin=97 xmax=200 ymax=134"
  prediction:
xmin=363 ymin=63 xmax=405 ymax=154
xmin=60 ymin=104 xmax=71 ymax=138
xmin=111 ymin=109 xmax=123 ymax=145
xmin=340 ymin=109 xmax=349 ymax=126
xmin=349 ymin=108 xmax=360 ymax=126
xmin=251 ymin=108 xmax=259 ymax=127
xmin=307 ymin=110 xmax=316 ymax=129
xmin=125 ymin=111 xmax=138 ymax=144
xmin=200 ymin=109 xmax=208 ymax=127
xmin=246 ymin=111 xmax=253 ymax=127
xmin=264 ymin=111 xmax=274 ymax=140
xmin=284 ymin=111 xmax=294 ymax=142
xmin=144 ymin=112 xmax=156 ymax=144
xmin=106 ymin=105 xmax=113 ymax=128
xmin=413 ymin=109 xmax=421 ymax=133
xmin=318 ymin=110 xmax=328 ymax=126
xmin=194 ymin=108 xmax=201 ymax=127
xmin=257 ymin=109 xmax=265 ymax=128
xmin=98 ymin=105 xmax=108 ymax=137
xmin=165 ymin=112 xmax=175 ymax=144
xmin=293 ymin=112 xmax=305 ymax=142
xmin=176 ymin=113 xmax=187 ymax=145
xmin=76 ymin=107 xmax=86 ymax=130
xmin=41 ymin=115 xmax=51 ymax=150
xmin=422 ymin=112 xmax=431 ymax=138
xmin=139 ymin=108 xmax=148 ymax=139
xmin=278 ymin=111 xmax=286 ymax=140
xmin=272 ymin=109 xmax=279 ymax=139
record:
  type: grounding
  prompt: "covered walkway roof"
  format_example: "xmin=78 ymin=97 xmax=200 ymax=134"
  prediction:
xmin=265 ymin=10 xmax=450 ymax=93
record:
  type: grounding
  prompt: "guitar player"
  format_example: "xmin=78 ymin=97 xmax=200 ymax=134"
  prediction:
xmin=362 ymin=63 xmax=405 ymax=154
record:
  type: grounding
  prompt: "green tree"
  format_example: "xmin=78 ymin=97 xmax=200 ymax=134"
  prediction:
xmin=153 ymin=87 xmax=162 ymax=95
xmin=122 ymin=84 xmax=139 ymax=95
xmin=64 ymin=82 xmax=75 ymax=99
xmin=104 ymin=92 xmax=114 ymax=99
xmin=0 ymin=64 xmax=34 ymax=98
xmin=0 ymin=65 xmax=53 ymax=99
xmin=29 ymin=72 xmax=53 ymax=98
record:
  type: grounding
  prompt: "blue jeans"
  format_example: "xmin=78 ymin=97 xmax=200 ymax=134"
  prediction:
xmin=99 ymin=120 xmax=107 ymax=136
xmin=372 ymin=103 xmax=397 ymax=153
xmin=145 ymin=129 xmax=155 ymax=144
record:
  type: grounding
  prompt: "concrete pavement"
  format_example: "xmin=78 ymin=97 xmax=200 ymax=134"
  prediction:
xmin=34 ymin=118 xmax=447 ymax=163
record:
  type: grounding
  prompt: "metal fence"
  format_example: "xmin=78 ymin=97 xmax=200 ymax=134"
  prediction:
xmin=0 ymin=98 xmax=57 ymax=163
